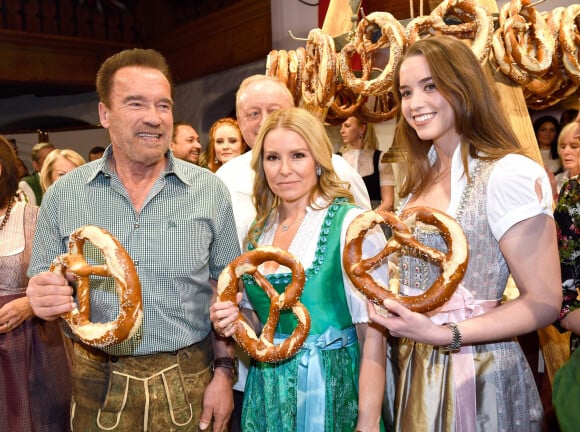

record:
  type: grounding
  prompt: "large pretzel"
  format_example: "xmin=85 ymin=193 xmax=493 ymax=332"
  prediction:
xmin=217 ymin=246 xmax=311 ymax=363
xmin=50 ymin=226 xmax=143 ymax=348
xmin=343 ymin=207 xmax=468 ymax=313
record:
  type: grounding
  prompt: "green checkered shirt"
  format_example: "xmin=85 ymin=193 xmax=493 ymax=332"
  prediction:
xmin=28 ymin=147 xmax=240 ymax=355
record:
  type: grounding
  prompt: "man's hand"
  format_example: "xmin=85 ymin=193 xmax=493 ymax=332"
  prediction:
xmin=199 ymin=370 xmax=234 ymax=431
xmin=26 ymin=271 xmax=76 ymax=321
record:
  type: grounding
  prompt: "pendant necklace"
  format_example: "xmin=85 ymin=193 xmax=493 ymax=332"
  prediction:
xmin=279 ymin=213 xmax=305 ymax=232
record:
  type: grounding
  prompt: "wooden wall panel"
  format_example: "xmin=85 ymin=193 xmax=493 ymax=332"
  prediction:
xmin=149 ymin=0 xmax=272 ymax=83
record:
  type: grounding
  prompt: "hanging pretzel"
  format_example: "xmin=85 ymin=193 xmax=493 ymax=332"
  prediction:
xmin=343 ymin=206 xmax=468 ymax=313
xmin=302 ymin=28 xmax=337 ymax=108
xmin=50 ymin=226 xmax=143 ymax=348
xmin=339 ymin=11 xmax=407 ymax=96
xmin=217 ymin=246 xmax=311 ymax=363
xmin=492 ymin=0 xmax=555 ymax=84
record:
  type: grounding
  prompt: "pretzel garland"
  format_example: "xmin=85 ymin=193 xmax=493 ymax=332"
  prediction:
xmin=266 ymin=0 xmax=579 ymax=118
xmin=50 ymin=226 xmax=143 ymax=347
xmin=430 ymin=0 xmax=494 ymax=65
xmin=560 ymin=4 xmax=580 ymax=85
xmin=216 ymin=246 xmax=311 ymax=363
xmin=491 ymin=0 xmax=555 ymax=85
xmin=343 ymin=207 xmax=468 ymax=313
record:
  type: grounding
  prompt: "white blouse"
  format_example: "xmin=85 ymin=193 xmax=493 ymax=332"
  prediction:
xmin=341 ymin=149 xmax=395 ymax=186
xmin=245 ymin=198 xmax=389 ymax=323
xmin=430 ymin=146 xmax=553 ymax=240
xmin=0 ymin=200 xmax=26 ymax=256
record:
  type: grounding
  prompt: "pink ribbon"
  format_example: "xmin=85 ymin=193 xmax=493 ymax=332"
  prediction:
xmin=404 ymin=284 xmax=500 ymax=432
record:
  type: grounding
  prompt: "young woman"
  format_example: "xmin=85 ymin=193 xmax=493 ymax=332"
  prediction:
xmin=362 ymin=35 xmax=561 ymax=432
xmin=0 ymin=136 xmax=71 ymax=431
xmin=207 ymin=117 xmax=248 ymax=172
xmin=339 ymin=116 xmax=395 ymax=211
xmin=534 ymin=115 xmax=562 ymax=175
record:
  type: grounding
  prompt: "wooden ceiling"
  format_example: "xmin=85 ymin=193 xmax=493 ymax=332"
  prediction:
xmin=0 ymin=0 xmax=425 ymax=100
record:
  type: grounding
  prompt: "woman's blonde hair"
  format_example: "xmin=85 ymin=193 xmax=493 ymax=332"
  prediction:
xmin=40 ymin=149 xmax=86 ymax=191
xmin=247 ymin=107 xmax=354 ymax=248
xmin=392 ymin=35 xmax=524 ymax=198
xmin=338 ymin=116 xmax=378 ymax=154
xmin=558 ymin=122 xmax=580 ymax=150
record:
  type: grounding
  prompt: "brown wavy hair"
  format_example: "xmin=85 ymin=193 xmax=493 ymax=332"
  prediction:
xmin=392 ymin=35 xmax=524 ymax=198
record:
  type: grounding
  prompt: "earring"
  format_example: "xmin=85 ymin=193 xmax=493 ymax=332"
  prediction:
xmin=315 ymin=165 xmax=322 ymax=176
xmin=214 ymin=158 xmax=219 ymax=164
xmin=358 ymin=133 xmax=363 ymax=140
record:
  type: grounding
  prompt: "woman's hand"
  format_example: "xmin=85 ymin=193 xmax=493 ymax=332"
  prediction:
xmin=210 ymin=292 xmax=243 ymax=337
xmin=0 ymin=296 xmax=34 ymax=333
xmin=368 ymin=300 xmax=451 ymax=346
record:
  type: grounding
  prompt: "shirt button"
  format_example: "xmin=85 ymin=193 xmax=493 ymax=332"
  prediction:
xmin=134 ymin=223 xmax=139 ymax=229
xmin=134 ymin=260 xmax=139 ymax=266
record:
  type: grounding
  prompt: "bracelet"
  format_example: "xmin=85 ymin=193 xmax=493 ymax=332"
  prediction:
xmin=212 ymin=356 xmax=238 ymax=378
xmin=440 ymin=323 xmax=462 ymax=352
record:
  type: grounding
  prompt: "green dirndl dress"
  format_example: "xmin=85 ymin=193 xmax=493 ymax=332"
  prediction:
xmin=241 ymin=201 xmax=364 ymax=432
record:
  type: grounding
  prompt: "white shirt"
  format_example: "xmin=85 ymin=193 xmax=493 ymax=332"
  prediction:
xmin=423 ymin=146 xmax=553 ymax=240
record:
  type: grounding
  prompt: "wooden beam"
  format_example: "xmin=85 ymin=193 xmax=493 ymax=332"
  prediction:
xmin=478 ymin=0 xmax=541 ymax=164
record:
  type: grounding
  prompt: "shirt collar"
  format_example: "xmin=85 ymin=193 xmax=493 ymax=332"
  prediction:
xmin=86 ymin=145 xmax=190 ymax=185
xmin=427 ymin=144 xmax=478 ymax=182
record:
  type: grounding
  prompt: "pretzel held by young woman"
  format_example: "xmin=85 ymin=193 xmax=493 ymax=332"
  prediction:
xmin=343 ymin=206 xmax=468 ymax=313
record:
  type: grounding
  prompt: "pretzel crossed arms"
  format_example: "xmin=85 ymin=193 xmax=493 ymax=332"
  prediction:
xmin=217 ymin=206 xmax=468 ymax=362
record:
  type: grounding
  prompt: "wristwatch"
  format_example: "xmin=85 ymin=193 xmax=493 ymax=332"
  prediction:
xmin=212 ymin=356 xmax=238 ymax=378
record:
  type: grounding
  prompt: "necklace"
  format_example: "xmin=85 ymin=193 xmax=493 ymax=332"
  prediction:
xmin=0 ymin=197 xmax=14 ymax=232
xmin=279 ymin=213 xmax=305 ymax=233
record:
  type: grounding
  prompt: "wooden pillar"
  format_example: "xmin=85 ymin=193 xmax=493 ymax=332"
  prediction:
xmin=479 ymin=0 xmax=542 ymax=164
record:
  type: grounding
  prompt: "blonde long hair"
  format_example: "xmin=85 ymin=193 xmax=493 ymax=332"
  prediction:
xmin=338 ymin=116 xmax=379 ymax=154
xmin=40 ymin=149 xmax=86 ymax=191
xmin=392 ymin=35 xmax=524 ymax=198
xmin=247 ymin=107 xmax=354 ymax=248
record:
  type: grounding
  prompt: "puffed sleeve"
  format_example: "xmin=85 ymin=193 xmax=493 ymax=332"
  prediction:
xmin=340 ymin=207 xmax=389 ymax=323
xmin=487 ymin=154 xmax=553 ymax=241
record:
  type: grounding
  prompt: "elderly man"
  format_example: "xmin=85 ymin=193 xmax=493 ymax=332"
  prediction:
xmin=26 ymin=48 xmax=239 ymax=432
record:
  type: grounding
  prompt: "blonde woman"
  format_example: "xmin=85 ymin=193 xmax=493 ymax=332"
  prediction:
xmin=339 ymin=116 xmax=395 ymax=211
xmin=39 ymin=149 xmax=85 ymax=191
xmin=210 ymin=107 xmax=387 ymax=431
